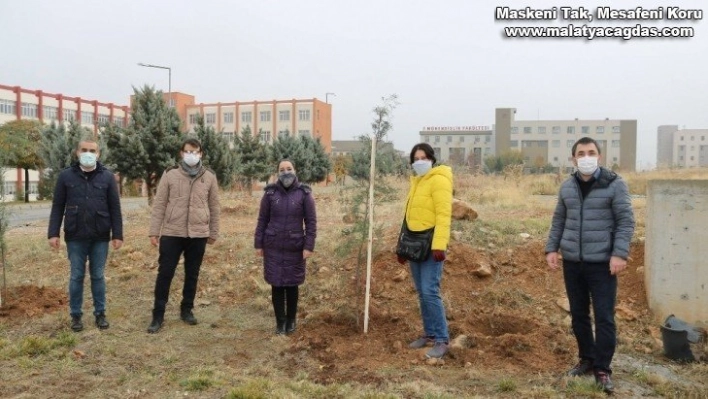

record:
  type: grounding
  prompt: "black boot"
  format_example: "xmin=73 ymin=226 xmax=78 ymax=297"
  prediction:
xmin=276 ymin=317 xmax=287 ymax=335
xmin=95 ymin=313 xmax=110 ymax=330
xmin=285 ymin=317 xmax=296 ymax=335
xmin=147 ymin=310 xmax=164 ymax=334
xmin=180 ymin=309 xmax=198 ymax=325
xmin=71 ymin=315 xmax=84 ymax=332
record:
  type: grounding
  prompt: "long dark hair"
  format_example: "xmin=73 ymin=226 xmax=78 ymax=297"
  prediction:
xmin=409 ymin=143 xmax=437 ymax=165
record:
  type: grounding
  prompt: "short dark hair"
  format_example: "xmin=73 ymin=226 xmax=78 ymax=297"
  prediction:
xmin=571 ymin=137 xmax=601 ymax=157
xmin=277 ymin=158 xmax=296 ymax=172
xmin=181 ymin=138 xmax=202 ymax=152
xmin=409 ymin=143 xmax=437 ymax=165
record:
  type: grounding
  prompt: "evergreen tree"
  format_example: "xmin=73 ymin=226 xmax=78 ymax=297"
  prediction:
xmin=38 ymin=120 xmax=90 ymax=199
xmin=193 ymin=115 xmax=234 ymax=188
xmin=299 ymin=135 xmax=332 ymax=184
xmin=106 ymin=85 xmax=184 ymax=203
xmin=0 ymin=120 xmax=45 ymax=202
xmin=232 ymin=126 xmax=269 ymax=194
xmin=349 ymin=94 xmax=401 ymax=181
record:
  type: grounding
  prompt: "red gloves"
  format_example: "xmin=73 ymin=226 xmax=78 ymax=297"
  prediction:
xmin=397 ymin=255 xmax=407 ymax=264
xmin=432 ymin=250 xmax=446 ymax=262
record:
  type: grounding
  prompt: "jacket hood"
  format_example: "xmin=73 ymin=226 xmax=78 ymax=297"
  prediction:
xmin=574 ymin=166 xmax=618 ymax=188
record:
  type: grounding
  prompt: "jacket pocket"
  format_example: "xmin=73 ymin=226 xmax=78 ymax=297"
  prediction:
xmin=286 ymin=232 xmax=305 ymax=252
xmin=92 ymin=183 xmax=107 ymax=199
xmin=95 ymin=210 xmax=111 ymax=235
xmin=64 ymin=206 xmax=79 ymax=234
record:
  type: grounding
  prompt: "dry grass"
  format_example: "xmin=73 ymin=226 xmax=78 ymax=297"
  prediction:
xmin=1 ymin=172 xmax=707 ymax=398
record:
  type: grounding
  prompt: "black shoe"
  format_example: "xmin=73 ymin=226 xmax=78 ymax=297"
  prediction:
xmin=95 ymin=313 xmax=110 ymax=330
xmin=285 ymin=318 xmax=296 ymax=335
xmin=276 ymin=318 xmax=287 ymax=335
xmin=180 ymin=310 xmax=198 ymax=325
xmin=71 ymin=315 xmax=84 ymax=332
xmin=147 ymin=318 xmax=163 ymax=334
xmin=594 ymin=370 xmax=614 ymax=394
xmin=567 ymin=359 xmax=593 ymax=377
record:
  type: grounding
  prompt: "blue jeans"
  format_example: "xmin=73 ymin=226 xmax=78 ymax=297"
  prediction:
xmin=563 ymin=260 xmax=618 ymax=373
xmin=409 ymin=253 xmax=449 ymax=343
xmin=66 ymin=239 xmax=109 ymax=317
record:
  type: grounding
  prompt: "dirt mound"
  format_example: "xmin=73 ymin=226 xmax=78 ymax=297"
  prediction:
xmin=0 ymin=285 xmax=66 ymax=320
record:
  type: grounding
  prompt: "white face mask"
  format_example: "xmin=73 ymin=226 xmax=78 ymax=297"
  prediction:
xmin=576 ymin=156 xmax=599 ymax=175
xmin=412 ymin=160 xmax=433 ymax=176
xmin=183 ymin=152 xmax=201 ymax=167
xmin=79 ymin=152 xmax=97 ymax=168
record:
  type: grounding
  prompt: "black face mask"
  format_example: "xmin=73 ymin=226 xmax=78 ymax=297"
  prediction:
xmin=278 ymin=172 xmax=296 ymax=188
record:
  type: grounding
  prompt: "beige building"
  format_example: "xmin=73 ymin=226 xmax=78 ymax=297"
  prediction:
xmin=1 ymin=83 xmax=130 ymax=200
xmin=672 ymin=129 xmax=708 ymax=168
xmin=657 ymin=125 xmax=679 ymax=168
xmin=495 ymin=108 xmax=637 ymax=172
xmin=418 ymin=125 xmax=494 ymax=169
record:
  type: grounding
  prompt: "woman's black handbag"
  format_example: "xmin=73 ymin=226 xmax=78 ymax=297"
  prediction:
xmin=396 ymin=220 xmax=434 ymax=262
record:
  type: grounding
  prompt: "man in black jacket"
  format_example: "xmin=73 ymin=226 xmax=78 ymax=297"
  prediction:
xmin=48 ymin=139 xmax=123 ymax=332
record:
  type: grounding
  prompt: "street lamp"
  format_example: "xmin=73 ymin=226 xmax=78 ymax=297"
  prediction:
xmin=137 ymin=62 xmax=172 ymax=107
xmin=326 ymin=92 xmax=336 ymax=104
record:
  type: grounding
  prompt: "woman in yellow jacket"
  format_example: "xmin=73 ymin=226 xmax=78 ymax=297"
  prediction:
xmin=397 ymin=143 xmax=453 ymax=359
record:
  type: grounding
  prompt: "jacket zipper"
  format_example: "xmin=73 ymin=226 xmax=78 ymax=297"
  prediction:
xmin=186 ymin=169 xmax=205 ymax=237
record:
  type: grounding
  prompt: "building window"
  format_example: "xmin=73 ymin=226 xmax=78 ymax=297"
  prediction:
xmin=474 ymin=136 xmax=480 ymax=143
xmin=612 ymin=126 xmax=620 ymax=133
xmin=424 ymin=136 xmax=430 ymax=143
xmin=681 ymin=136 xmax=684 ymax=141
xmin=43 ymin=106 xmax=59 ymax=120
xmin=298 ymin=110 xmax=310 ymax=121
xmin=113 ymin=116 xmax=124 ymax=126
xmin=553 ymin=157 xmax=558 ymax=161
xmin=260 ymin=130 xmax=272 ymax=143
xmin=0 ymin=99 xmax=17 ymax=115
xmin=279 ymin=110 xmax=290 ymax=121
xmin=552 ymin=126 xmax=560 ymax=134
xmin=613 ymin=157 xmax=618 ymax=162
xmin=241 ymin=112 xmax=252 ymax=123
xmin=538 ymin=127 xmax=546 ymax=134
xmin=222 ymin=132 xmax=234 ymax=142
xmin=224 ymin=112 xmax=234 ymax=124
xmin=298 ymin=129 xmax=310 ymax=137
xmin=679 ymin=156 xmax=684 ymax=161
xmin=447 ymin=136 xmax=452 ymax=143
xmin=596 ymin=126 xmax=605 ymax=134
xmin=567 ymin=140 xmax=574 ymax=148
xmin=567 ymin=126 xmax=575 ymax=134
xmin=690 ymin=156 xmax=694 ymax=161
xmin=459 ymin=136 xmax=465 ymax=143
xmin=81 ymin=111 xmax=94 ymax=125
xmin=21 ymin=102 xmax=38 ymax=118
xmin=552 ymin=140 xmax=560 ymax=147
xmin=63 ymin=109 xmax=76 ymax=121
xmin=511 ymin=127 xmax=519 ymax=134
xmin=434 ymin=136 xmax=440 ymax=143
xmin=702 ymin=136 xmax=705 ymax=141
xmin=581 ymin=126 xmax=589 ymax=134
xmin=278 ymin=130 xmax=289 ymax=139
xmin=485 ymin=147 xmax=491 ymax=153
xmin=433 ymin=147 xmax=441 ymax=160
xmin=510 ymin=140 xmax=518 ymax=147
xmin=485 ymin=136 xmax=491 ymax=143
xmin=612 ymin=140 xmax=620 ymax=148
xmin=97 ymin=114 xmax=110 ymax=124
xmin=260 ymin=111 xmax=271 ymax=122
xmin=690 ymin=136 xmax=695 ymax=141
xmin=189 ymin=114 xmax=199 ymax=124
xmin=523 ymin=127 xmax=532 ymax=134
xmin=539 ymin=141 xmax=548 ymax=147
xmin=205 ymin=113 xmax=216 ymax=124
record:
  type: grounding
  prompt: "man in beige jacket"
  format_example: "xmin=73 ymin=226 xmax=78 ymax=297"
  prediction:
xmin=147 ymin=138 xmax=220 ymax=333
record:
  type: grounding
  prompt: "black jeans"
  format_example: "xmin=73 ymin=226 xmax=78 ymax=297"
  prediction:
xmin=563 ymin=260 xmax=618 ymax=373
xmin=272 ymin=286 xmax=299 ymax=321
xmin=152 ymin=236 xmax=208 ymax=316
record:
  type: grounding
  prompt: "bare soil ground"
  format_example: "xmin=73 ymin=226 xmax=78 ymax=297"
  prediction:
xmin=0 ymin=186 xmax=706 ymax=398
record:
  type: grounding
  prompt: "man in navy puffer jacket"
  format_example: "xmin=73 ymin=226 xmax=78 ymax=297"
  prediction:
xmin=48 ymin=139 xmax=123 ymax=332
xmin=545 ymin=137 xmax=635 ymax=394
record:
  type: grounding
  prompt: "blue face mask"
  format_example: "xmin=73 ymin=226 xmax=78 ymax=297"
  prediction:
xmin=412 ymin=160 xmax=433 ymax=176
xmin=79 ymin=152 xmax=97 ymax=168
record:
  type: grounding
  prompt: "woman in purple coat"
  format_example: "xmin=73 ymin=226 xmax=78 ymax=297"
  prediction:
xmin=255 ymin=159 xmax=317 ymax=335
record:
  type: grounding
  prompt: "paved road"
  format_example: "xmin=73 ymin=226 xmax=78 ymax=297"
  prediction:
xmin=3 ymin=197 xmax=148 ymax=229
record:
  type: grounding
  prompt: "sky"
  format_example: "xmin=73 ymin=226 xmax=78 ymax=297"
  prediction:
xmin=2 ymin=0 xmax=706 ymax=170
